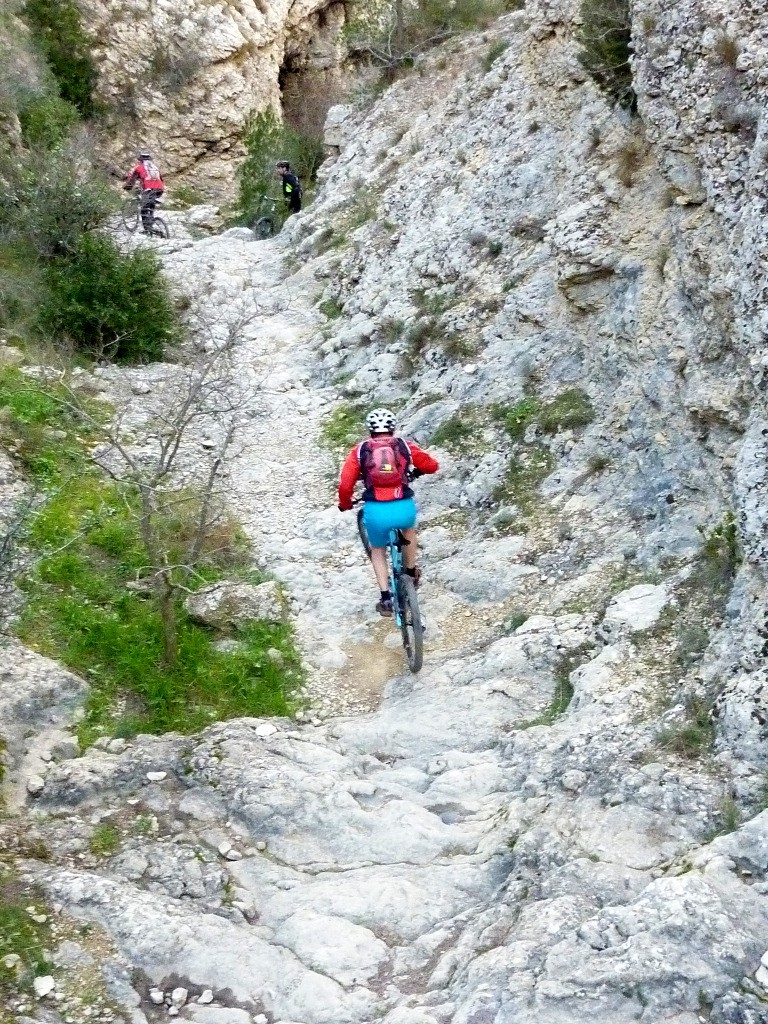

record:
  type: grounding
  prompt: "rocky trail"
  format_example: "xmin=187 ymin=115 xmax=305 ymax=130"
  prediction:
xmin=3 ymin=0 xmax=768 ymax=1021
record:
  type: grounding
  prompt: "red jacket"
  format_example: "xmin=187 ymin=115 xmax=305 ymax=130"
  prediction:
xmin=338 ymin=436 xmax=439 ymax=510
xmin=125 ymin=159 xmax=164 ymax=191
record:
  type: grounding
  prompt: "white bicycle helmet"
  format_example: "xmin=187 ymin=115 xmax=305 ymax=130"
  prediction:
xmin=366 ymin=407 xmax=397 ymax=434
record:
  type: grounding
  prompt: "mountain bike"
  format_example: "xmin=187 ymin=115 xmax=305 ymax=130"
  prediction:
xmin=356 ymin=504 xmax=424 ymax=673
xmin=121 ymin=189 xmax=170 ymax=238
xmin=250 ymin=195 xmax=280 ymax=239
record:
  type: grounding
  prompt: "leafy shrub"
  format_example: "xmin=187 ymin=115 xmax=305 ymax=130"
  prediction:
xmin=318 ymin=297 xmax=344 ymax=319
xmin=236 ymin=108 xmax=324 ymax=226
xmin=346 ymin=0 xmax=513 ymax=79
xmin=38 ymin=234 xmax=178 ymax=362
xmin=321 ymin=401 xmax=367 ymax=454
xmin=22 ymin=0 xmax=97 ymax=118
xmin=575 ymin=0 xmax=636 ymax=110
xmin=18 ymin=94 xmax=78 ymax=150
xmin=493 ymin=444 xmax=554 ymax=513
xmin=1 ymin=143 xmax=114 ymax=258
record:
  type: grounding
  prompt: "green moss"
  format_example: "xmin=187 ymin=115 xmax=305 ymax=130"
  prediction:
xmin=538 ymin=388 xmax=594 ymax=434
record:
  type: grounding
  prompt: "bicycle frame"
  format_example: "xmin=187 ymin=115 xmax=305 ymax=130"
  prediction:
xmin=387 ymin=530 xmax=406 ymax=628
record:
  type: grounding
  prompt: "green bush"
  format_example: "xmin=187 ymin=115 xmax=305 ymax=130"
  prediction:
xmin=22 ymin=0 xmax=97 ymax=118
xmin=575 ymin=0 xmax=636 ymax=110
xmin=38 ymin=234 xmax=178 ymax=361
xmin=236 ymin=108 xmax=324 ymax=226
xmin=347 ymin=0 xmax=511 ymax=76
xmin=1 ymin=145 xmax=114 ymax=258
xmin=18 ymin=94 xmax=78 ymax=150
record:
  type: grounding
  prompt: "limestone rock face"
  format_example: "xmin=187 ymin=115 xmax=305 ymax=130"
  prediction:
xmin=85 ymin=0 xmax=348 ymax=195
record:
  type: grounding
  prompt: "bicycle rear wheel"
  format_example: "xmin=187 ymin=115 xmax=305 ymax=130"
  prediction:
xmin=396 ymin=574 xmax=423 ymax=673
xmin=356 ymin=506 xmax=372 ymax=559
xmin=121 ymin=198 xmax=140 ymax=233
xmin=151 ymin=216 xmax=170 ymax=239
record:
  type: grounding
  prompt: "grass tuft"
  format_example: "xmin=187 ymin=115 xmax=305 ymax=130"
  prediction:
xmin=658 ymin=695 xmax=716 ymax=759
xmin=483 ymin=39 xmax=509 ymax=71
xmin=0 ymin=871 xmax=52 ymax=994
xmin=538 ymin=388 xmax=594 ymax=434
xmin=318 ymin=297 xmax=344 ymax=319
xmin=320 ymin=401 xmax=367 ymax=454
xmin=89 ymin=823 xmax=121 ymax=857
xmin=430 ymin=413 xmax=480 ymax=452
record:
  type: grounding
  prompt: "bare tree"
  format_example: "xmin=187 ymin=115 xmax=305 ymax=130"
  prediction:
xmin=54 ymin=311 xmax=260 ymax=666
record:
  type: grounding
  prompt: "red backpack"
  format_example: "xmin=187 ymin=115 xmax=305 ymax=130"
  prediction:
xmin=359 ymin=435 xmax=411 ymax=491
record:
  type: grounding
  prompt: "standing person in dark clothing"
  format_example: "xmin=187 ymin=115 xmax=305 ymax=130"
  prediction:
xmin=275 ymin=160 xmax=302 ymax=214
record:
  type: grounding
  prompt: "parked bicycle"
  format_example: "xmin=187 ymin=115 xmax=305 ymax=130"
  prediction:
xmin=356 ymin=502 xmax=424 ymax=673
xmin=121 ymin=189 xmax=170 ymax=239
xmin=250 ymin=195 xmax=280 ymax=239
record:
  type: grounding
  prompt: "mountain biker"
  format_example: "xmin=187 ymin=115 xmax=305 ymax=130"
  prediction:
xmin=338 ymin=408 xmax=439 ymax=617
xmin=275 ymin=160 xmax=302 ymax=214
xmin=123 ymin=149 xmax=165 ymax=234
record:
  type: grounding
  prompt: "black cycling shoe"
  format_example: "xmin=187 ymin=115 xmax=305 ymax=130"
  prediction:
xmin=376 ymin=598 xmax=394 ymax=617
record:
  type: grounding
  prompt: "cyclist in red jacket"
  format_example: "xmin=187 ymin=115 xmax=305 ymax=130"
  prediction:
xmin=338 ymin=408 xmax=439 ymax=616
xmin=123 ymin=149 xmax=165 ymax=235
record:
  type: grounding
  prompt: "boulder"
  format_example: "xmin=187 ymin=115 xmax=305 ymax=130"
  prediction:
xmin=184 ymin=581 xmax=286 ymax=628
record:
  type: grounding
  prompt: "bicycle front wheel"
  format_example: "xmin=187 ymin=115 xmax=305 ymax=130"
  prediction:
xmin=121 ymin=198 xmax=140 ymax=233
xmin=397 ymin=574 xmax=423 ymax=673
xmin=151 ymin=216 xmax=170 ymax=239
xmin=253 ymin=216 xmax=275 ymax=239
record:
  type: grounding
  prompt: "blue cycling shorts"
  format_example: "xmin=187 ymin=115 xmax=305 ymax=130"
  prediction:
xmin=362 ymin=498 xmax=417 ymax=548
